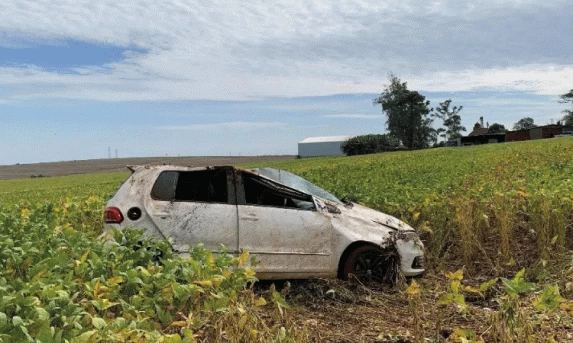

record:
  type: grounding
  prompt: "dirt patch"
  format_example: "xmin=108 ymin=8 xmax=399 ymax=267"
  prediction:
xmin=257 ymin=273 xmax=573 ymax=343
xmin=0 ymin=155 xmax=295 ymax=180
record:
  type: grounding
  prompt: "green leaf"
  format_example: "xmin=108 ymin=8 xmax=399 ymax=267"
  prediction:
xmin=255 ymin=297 xmax=267 ymax=306
xmin=19 ymin=325 xmax=33 ymax=341
xmin=445 ymin=269 xmax=464 ymax=281
xmin=36 ymin=324 xmax=55 ymax=343
xmin=450 ymin=280 xmax=461 ymax=294
xmin=438 ymin=293 xmax=454 ymax=306
xmin=163 ymin=334 xmax=182 ymax=343
xmin=12 ymin=316 xmax=24 ymax=327
xmin=36 ymin=307 xmax=50 ymax=322
xmin=501 ymin=269 xmax=538 ymax=295
xmin=72 ymin=330 xmax=97 ymax=343
xmin=0 ymin=312 xmax=7 ymax=328
xmin=156 ymin=304 xmax=168 ymax=324
xmin=479 ymin=278 xmax=498 ymax=292
xmin=181 ymin=329 xmax=195 ymax=343
xmin=533 ymin=284 xmax=564 ymax=311
xmin=92 ymin=317 xmax=106 ymax=330
xmin=453 ymin=293 xmax=466 ymax=307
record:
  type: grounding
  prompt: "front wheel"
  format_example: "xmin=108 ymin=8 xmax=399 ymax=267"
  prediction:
xmin=341 ymin=245 xmax=400 ymax=284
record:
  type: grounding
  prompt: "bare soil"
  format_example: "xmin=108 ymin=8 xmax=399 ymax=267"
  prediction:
xmin=0 ymin=155 xmax=295 ymax=180
xmin=273 ymin=275 xmax=573 ymax=343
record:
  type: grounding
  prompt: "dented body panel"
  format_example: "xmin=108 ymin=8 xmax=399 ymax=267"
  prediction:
xmin=104 ymin=165 xmax=425 ymax=280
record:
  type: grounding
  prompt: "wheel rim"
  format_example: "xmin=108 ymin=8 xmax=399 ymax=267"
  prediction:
xmin=351 ymin=252 xmax=387 ymax=283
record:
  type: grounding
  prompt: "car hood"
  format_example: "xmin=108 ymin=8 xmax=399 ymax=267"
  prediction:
xmin=336 ymin=202 xmax=414 ymax=232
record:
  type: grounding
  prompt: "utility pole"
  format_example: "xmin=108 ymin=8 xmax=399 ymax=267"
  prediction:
xmin=108 ymin=147 xmax=111 ymax=159
xmin=115 ymin=149 xmax=118 ymax=159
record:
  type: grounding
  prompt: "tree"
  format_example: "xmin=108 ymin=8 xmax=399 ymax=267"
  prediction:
xmin=560 ymin=89 xmax=573 ymax=125
xmin=488 ymin=123 xmax=506 ymax=133
xmin=513 ymin=117 xmax=536 ymax=130
xmin=435 ymin=99 xmax=466 ymax=141
xmin=373 ymin=74 xmax=435 ymax=149
xmin=340 ymin=134 xmax=399 ymax=156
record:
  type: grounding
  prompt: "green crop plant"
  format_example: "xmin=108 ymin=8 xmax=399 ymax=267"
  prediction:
xmin=489 ymin=269 xmax=538 ymax=343
xmin=0 ymin=200 xmax=308 ymax=342
xmin=1 ymin=137 xmax=573 ymax=341
xmin=405 ymin=280 xmax=424 ymax=343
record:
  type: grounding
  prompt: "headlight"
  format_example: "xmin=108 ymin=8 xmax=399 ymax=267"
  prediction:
xmin=393 ymin=230 xmax=419 ymax=242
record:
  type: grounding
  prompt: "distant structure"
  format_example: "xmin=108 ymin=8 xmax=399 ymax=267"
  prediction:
xmin=458 ymin=118 xmax=505 ymax=146
xmin=468 ymin=118 xmax=489 ymax=137
xmin=458 ymin=119 xmax=573 ymax=146
xmin=506 ymin=124 xmax=573 ymax=142
xmin=298 ymin=136 xmax=353 ymax=157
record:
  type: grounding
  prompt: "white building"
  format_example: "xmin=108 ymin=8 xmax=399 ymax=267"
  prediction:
xmin=298 ymin=136 xmax=353 ymax=158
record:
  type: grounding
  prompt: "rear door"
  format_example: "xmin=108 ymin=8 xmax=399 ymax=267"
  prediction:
xmin=145 ymin=168 xmax=239 ymax=253
xmin=236 ymin=171 xmax=333 ymax=277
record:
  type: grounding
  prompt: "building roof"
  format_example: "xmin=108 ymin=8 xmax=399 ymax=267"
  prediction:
xmin=468 ymin=128 xmax=489 ymax=137
xmin=298 ymin=136 xmax=354 ymax=144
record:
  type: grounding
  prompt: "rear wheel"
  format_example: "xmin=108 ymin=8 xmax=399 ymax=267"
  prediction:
xmin=342 ymin=245 xmax=400 ymax=284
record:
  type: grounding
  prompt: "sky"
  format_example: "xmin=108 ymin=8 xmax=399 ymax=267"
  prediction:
xmin=0 ymin=0 xmax=572 ymax=165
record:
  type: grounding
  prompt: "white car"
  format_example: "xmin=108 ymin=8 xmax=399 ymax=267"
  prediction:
xmin=104 ymin=165 xmax=424 ymax=282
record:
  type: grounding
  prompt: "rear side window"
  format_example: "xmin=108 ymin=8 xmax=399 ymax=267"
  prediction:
xmin=151 ymin=170 xmax=229 ymax=203
xmin=151 ymin=171 xmax=179 ymax=200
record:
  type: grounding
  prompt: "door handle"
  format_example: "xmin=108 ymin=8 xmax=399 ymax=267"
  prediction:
xmin=241 ymin=215 xmax=259 ymax=222
xmin=156 ymin=213 xmax=171 ymax=219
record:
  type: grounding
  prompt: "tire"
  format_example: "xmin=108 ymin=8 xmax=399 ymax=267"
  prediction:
xmin=341 ymin=245 xmax=400 ymax=284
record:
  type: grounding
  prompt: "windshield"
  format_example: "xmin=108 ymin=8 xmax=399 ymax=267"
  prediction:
xmin=251 ymin=168 xmax=343 ymax=204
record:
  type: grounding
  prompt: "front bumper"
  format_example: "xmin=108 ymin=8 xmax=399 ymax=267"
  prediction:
xmin=395 ymin=236 xmax=425 ymax=276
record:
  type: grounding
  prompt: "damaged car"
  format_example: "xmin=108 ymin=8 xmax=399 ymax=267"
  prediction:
xmin=104 ymin=165 xmax=424 ymax=282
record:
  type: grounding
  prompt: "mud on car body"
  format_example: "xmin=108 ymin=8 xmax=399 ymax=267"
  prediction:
xmin=104 ymin=165 xmax=425 ymax=282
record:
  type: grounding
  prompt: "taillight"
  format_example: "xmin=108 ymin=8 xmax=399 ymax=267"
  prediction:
xmin=104 ymin=207 xmax=124 ymax=224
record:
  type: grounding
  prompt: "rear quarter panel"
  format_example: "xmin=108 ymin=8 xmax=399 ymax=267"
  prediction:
xmin=105 ymin=168 xmax=165 ymax=239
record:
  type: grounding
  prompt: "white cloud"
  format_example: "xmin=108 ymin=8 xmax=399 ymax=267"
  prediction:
xmin=160 ymin=121 xmax=288 ymax=131
xmin=408 ymin=65 xmax=573 ymax=96
xmin=323 ymin=114 xmax=382 ymax=119
xmin=0 ymin=0 xmax=570 ymax=101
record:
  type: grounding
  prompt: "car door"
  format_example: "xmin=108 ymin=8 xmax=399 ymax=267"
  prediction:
xmin=235 ymin=171 xmax=333 ymax=278
xmin=145 ymin=167 xmax=239 ymax=253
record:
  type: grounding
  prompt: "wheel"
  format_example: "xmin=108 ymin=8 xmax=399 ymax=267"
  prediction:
xmin=341 ymin=245 xmax=400 ymax=284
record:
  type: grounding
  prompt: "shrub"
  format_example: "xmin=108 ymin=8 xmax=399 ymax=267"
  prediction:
xmin=340 ymin=134 xmax=399 ymax=156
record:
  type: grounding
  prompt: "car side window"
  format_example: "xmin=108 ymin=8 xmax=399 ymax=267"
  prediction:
xmin=242 ymin=174 xmax=316 ymax=211
xmin=151 ymin=170 xmax=229 ymax=203
xmin=151 ymin=171 xmax=178 ymax=200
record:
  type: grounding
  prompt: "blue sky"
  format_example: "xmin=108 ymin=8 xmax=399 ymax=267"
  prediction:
xmin=0 ymin=41 xmax=142 ymax=71
xmin=0 ymin=0 xmax=571 ymax=165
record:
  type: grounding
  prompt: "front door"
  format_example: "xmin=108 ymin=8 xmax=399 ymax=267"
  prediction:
xmin=236 ymin=171 xmax=332 ymax=277
xmin=146 ymin=168 xmax=239 ymax=253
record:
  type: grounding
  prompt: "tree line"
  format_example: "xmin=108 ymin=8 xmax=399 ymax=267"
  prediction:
xmin=350 ymin=75 xmax=573 ymax=152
